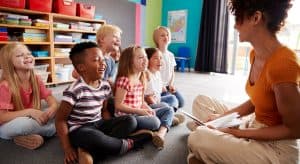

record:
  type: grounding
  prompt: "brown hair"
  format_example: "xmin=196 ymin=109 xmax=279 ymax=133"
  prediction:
xmin=145 ymin=47 xmax=160 ymax=60
xmin=0 ymin=43 xmax=40 ymax=111
xmin=228 ymin=0 xmax=292 ymax=34
xmin=116 ymin=45 xmax=147 ymax=87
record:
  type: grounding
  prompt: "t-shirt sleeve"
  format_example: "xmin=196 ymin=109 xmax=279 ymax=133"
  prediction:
xmin=37 ymin=76 xmax=52 ymax=99
xmin=108 ymin=58 xmax=116 ymax=78
xmin=116 ymin=76 xmax=130 ymax=91
xmin=170 ymin=52 xmax=177 ymax=67
xmin=103 ymin=80 xmax=113 ymax=98
xmin=0 ymin=82 xmax=13 ymax=110
xmin=144 ymin=79 xmax=153 ymax=96
xmin=62 ymin=86 xmax=77 ymax=106
xmin=267 ymin=52 xmax=300 ymax=85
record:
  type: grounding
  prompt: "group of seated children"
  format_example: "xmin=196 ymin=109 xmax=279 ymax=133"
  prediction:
xmin=0 ymin=24 xmax=185 ymax=164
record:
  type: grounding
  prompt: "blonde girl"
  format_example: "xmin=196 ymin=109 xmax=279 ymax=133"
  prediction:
xmin=0 ymin=43 xmax=57 ymax=150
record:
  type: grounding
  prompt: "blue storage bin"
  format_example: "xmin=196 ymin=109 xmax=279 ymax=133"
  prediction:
xmin=32 ymin=51 xmax=49 ymax=57
xmin=0 ymin=28 xmax=7 ymax=32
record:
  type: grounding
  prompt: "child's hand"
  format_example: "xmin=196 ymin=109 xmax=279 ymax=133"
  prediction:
xmin=162 ymin=86 xmax=167 ymax=92
xmin=28 ymin=109 xmax=46 ymax=125
xmin=169 ymin=85 xmax=176 ymax=93
xmin=64 ymin=147 xmax=78 ymax=164
xmin=137 ymin=108 xmax=153 ymax=116
xmin=45 ymin=108 xmax=57 ymax=120
xmin=145 ymin=108 xmax=155 ymax=116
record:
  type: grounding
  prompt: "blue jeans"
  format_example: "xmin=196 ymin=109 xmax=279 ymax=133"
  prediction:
xmin=161 ymin=87 xmax=185 ymax=110
xmin=0 ymin=117 xmax=56 ymax=140
xmin=150 ymin=103 xmax=174 ymax=130
xmin=135 ymin=115 xmax=160 ymax=131
xmin=161 ymin=94 xmax=179 ymax=109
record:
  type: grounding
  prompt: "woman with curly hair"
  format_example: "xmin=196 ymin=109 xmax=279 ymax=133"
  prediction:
xmin=187 ymin=0 xmax=300 ymax=163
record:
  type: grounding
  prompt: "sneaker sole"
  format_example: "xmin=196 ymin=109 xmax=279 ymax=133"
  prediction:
xmin=129 ymin=129 xmax=154 ymax=137
xmin=13 ymin=134 xmax=44 ymax=150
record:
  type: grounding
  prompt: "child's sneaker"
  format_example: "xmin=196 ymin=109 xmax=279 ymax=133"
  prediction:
xmin=78 ymin=147 xmax=93 ymax=164
xmin=152 ymin=133 xmax=164 ymax=150
xmin=13 ymin=134 xmax=44 ymax=150
xmin=175 ymin=113 xmax=185 ymax=123
xmin=128 ymin=133 xmax=152 ymax=149
xmin=172 ymin=113 xmax=185 ymax=126
xmin=129 ymin=129 xmax=153 ymax=137
xmin=186 ymin=121 xmax=199 ymax=131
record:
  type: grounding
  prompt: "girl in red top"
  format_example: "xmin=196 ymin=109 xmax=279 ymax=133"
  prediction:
xmin=0 ymin=43 xmax=58 ymax=150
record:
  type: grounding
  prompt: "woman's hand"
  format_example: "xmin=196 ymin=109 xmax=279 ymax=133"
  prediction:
xmin=64 ymin=146 xmax=78 ymax=164
xmin=218 ymin=127 xmax=242 ymax=138
xmin=204 ymin=113 xmax=221 ymax=122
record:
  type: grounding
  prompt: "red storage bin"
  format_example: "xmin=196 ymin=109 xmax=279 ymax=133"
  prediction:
xmin=53 ymin=0 xmax=76 ymax=16
xmin=27 ymin=0 xmax=52 ymax=12
xmin=0 ymin=0 xmax=25 ymax=9
xmin=77 ymin=3 xmax=95 ymax=19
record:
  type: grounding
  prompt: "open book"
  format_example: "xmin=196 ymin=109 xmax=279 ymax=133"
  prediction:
xmin=180 ymin=111 xmax=243 ymax=128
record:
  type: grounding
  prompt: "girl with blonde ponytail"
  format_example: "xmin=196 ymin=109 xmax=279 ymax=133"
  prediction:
xmin=0 ymin=43 xmax=57 ymax=150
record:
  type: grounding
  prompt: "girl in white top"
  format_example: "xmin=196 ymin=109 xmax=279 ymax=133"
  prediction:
xmin=144 ymin=48 xmax=175 ymax=149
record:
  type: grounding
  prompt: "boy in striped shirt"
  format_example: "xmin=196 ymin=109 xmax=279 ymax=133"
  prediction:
xmin=55 ymin=42 xmax=151 ymax=164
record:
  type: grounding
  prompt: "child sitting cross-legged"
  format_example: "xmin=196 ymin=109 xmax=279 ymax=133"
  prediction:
xmin=0 ymin=43 xmax=57 ymax=150
xmin=55 ymin=42 xmax=152 ymax=164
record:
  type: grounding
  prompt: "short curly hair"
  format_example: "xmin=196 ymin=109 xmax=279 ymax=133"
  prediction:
xmin=228 ymin=0 xmax=293 ymax=34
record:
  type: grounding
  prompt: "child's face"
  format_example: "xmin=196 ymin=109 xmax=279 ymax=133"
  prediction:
xmin=133 ymin=48 xmax=148 ymax=73
xmin=111 ymin=48 xmax=121 ymax=62
xmin=148 ymin=51 xmax=162 ymax=72
xmin=100 ymin=31 xmax=121 ymax=53
xmin=156 ymin=29 xmax=170 ymax=47
xmin=83 ymin=47 xmax=106 ymax=80
xmin=12 ymin=46 xmax=35 ymax=70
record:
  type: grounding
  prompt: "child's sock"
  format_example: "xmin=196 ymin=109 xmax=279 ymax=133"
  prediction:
xmin=120 ymin=139 xmax=132 ymax=154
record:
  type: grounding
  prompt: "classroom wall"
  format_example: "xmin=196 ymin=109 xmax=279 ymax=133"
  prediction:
xmin=75 ymin=0 xmax=136 ymax=47
xmin=161 ymin=0 xmax=203 ymax=68
xmin=144 ymin=0 xmax=162 ymax=47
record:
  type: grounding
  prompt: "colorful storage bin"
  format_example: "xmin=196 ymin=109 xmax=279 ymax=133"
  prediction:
xmin=53 ymin=0 xmax=76 ymax=16
xmin=32 ymin=51 xmax=49 ymax=57
xmin=27 ymin=0 xmax=52 ymax=13
xmin=0 ymin=0 xmax=25 ymax=9
xmin=76 ymin=3 xmax=95 ymax=19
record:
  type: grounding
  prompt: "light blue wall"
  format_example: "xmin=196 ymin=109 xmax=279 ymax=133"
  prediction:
xmin=162 ymin=0 xmax=203 ymax=68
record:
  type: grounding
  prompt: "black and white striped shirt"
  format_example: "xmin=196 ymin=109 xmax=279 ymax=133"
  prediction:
xmin=62 ymin=78 xmax=112 ymax=132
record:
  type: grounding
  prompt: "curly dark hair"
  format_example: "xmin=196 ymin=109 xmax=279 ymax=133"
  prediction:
xmin=228 ymin=0 xmax=293 ymax=34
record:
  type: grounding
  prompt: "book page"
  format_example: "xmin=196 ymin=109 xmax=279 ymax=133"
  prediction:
xmin=205 ymin=112 xmax=242 ymax=128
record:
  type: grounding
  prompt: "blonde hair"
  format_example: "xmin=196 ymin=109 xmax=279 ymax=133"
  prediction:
xmin=153 ymin=26 xmax=171 ymax=47
xmin=0 ymin=43 xmax=41 ymax=111
xmin=116 ymin=45 xmax=147 ymax=88
xmin=96 ymin=24 xmax=122 ymax=46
